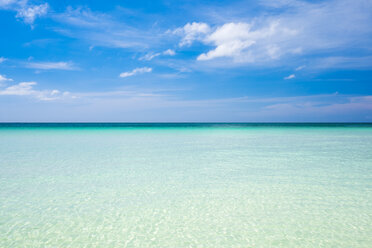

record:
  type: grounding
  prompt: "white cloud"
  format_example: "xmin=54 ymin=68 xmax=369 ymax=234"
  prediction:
xmin=140 ymin=52 xmax=161 ymax=61
xmin=119 ymin=67 xmax=152 ymax=78
xmin=0 ymin=81 xmax=37 ymax=95
xmin=0 ymin=1 xmax=49 ymax=25
xmin=284 ymin=74 xmax=295 ymax=80
xmin=0 ymin=74 xmax=13 ymax=82
xmin=25 ymin=61 xmax=77 ymax=70
xmin=173 ymin=22 xmax=211 ymax=47
xmin=163 ymin=49 xmax=175 ymax=56
xmin=173 ymin=0 xmax=372 ymax=67
xmin=0 ymin=57 xmax=6 ymax=63
xmin=295 ymin=65 xmax=306 ymax=71
xmin=139 ymin=49 xmax=176 ymax=61
xmin=0 ymin=81 xmax=71 ymax=100
xmin=196 ymin=21 xmax=296 ymax=61
xmin=197 ymin=22 xmax=255 ymax=61
xmin=173 ymin=20 xmax=297 ymax=62
xmin=16 ymin=3 xmax=48 ymax=24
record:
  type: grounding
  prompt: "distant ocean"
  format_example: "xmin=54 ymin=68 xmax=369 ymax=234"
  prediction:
xmin=1 ymin=123 xmax=371 ymax=247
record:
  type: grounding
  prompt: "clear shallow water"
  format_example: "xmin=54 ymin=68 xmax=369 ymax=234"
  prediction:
xmin=0 ymin=124 xmax=372 ymax=247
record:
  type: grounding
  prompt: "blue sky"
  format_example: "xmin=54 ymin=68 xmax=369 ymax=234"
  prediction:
xmin=0 ymin=0 xmax=372 ymax=122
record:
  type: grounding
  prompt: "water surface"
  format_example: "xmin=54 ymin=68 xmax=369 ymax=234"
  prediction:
xmin=1 ymin=123 xmax=371 ymax=247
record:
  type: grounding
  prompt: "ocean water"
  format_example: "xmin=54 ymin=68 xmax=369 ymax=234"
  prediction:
xmin=0 ymin=123 xmax=372 ymax=247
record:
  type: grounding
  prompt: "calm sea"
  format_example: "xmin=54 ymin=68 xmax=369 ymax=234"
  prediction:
xmin=1 ymin=123 xmax=372 ymax=247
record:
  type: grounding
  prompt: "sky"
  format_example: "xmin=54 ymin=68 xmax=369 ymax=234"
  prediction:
xmin=0 ymin=0 xmax=372 ymax=122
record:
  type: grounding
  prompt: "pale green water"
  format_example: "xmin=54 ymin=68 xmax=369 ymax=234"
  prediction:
xmin=0 ymin=124 xmax=372 ymax=247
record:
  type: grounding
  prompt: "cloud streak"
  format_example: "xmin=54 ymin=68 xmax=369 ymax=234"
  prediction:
xmin=25 ymin=61 xmax=78 ymax=70
xmin=139 ymin=49 xmax=176 ymax=61
xmin=119 ymin=67 xmax=152 ymax=78
xmin=0 ymin=81 xmax=71 ymax=101
xmin=1 ymin=79 xmax=371 ymax=121
xmin=52 ymin=7 xmax=157 ymax=49
xmin=0 ymin=74 xmax=13 ymax=82
xmin=284 ymin=74 xmax=295 ymax=80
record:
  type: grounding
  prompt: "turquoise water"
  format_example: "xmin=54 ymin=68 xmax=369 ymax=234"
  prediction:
xmin=1 ymin=124 xmax=372 ymax=247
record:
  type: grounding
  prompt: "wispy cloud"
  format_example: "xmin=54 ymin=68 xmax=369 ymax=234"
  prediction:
xmin=52 ymin=7 xmax=157 ymax=49
xmin=172 ymin=0 xmax=372 ymax=68
xmin=284 ymin=74 xmax=295 ymax=80
xmin=163 ymin=49 xmax=176 ymax=56
xmin=0 ymin=74 xmax=13 ymax=82
xmin=197 ymin=21 xmax=294 ymax=61
xmin=23 ymin=38 xmax=58 ymax=47
xmin=53 ymin=6 xmax=110 ymax=28
xmin=0 ymin=0 xmax=19 ymax=8
xmin=172 ymin=20 xmax=298 ymax=63
xmin=172 ymin=20 xmax=295 ymax=62
xmin=0 ymin=0 xmax=49 ymax=25
xmin=16 ymin=3 xmax=48 ymax=25
xmin=1 ymin=80 xmax=371 ymax=121
xmin=0 ymin=81 xmax=71 ymax=101
xmin=139 ymin=49 xmax=176 ymax=61
xmin=295 ymin=65 xmax=305 ymax=71
xmin=311 ymin=56 xmax=372 ymax=69
xmin=25 ymin=61 xmax=78 ymax=70
xmin=260 ymin=94 xmax=372 ymax=121
xmin=0 ymin=57 xmax=6 ymax=63
xmin=173 ymin=22 xmax=211 ymax=47
xmin=119 ymin=67 xmax=152 ymax=78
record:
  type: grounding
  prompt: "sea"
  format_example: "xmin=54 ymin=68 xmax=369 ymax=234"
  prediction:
xmin=1 ymin=123 xmax=371 ymax=247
